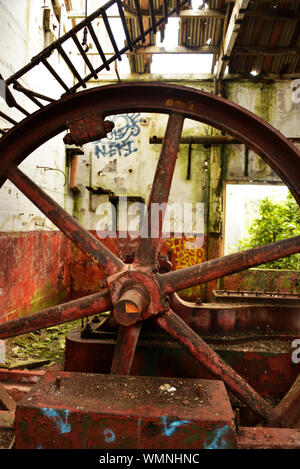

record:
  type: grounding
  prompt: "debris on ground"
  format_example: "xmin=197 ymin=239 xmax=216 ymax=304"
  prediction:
xmin=0 ymin=320 xmax=83 ymax=370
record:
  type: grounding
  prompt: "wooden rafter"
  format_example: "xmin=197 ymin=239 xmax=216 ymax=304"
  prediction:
xmin=85 ymin=45 xmax=219 ymax=55
xmin=67 ymin=8 xmax=226 ymax=19
xmin=216 ymin=0 xmax=249 ymax=79
xmin=245 ymin=9 xmax=300 ymax=20
xmin=0 ymin=383 xmax=16 ymax=412
xmin=233 ymin=46 xmax=300 ymax=56
xmin=225 ymin=0 xmax=298 ymax=2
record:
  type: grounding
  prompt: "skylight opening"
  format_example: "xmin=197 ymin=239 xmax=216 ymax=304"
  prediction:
xmin=191 ymin=0 xmax=204 ymax=9
xmin=156 ymin=17 xmax=180 ymax=49
xmin=151 ymin=53 xmax=214 ymax=75
xmin=152 ymin=17 xmax=213 ymax=75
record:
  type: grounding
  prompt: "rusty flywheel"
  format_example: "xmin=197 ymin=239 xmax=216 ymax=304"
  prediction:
xmin=0 ymin=83 xmax=300 ymax=427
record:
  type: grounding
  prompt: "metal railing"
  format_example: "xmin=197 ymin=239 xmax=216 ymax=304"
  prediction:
xmin=0 ymin=0 xmax=190 ymax=136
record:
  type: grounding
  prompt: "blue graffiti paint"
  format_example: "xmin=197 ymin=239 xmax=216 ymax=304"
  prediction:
xmin=94 ymin=113 xmax=141 ymax=158
xmin=95 ymin=140 xmax=137 ymax=158
xmin=103 ymin=428 xmax=116 ymax=443
xmin=204 ymin=425 xmax=232 ymax=449
xmin=41 ymin=407 xmax=71 ymax=434
xmin=137 ymin=418 xmax=142 ymax=447
xmin=162 ymin=417 xmax=189 ymax=437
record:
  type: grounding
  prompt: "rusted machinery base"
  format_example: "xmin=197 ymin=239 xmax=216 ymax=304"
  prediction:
xmin=14 ymin=371 xmax=236 ymax=449
xmin=236 ymin=427 xmax=300 ymax=449
xmin=13 ymin=371 xmax=300 ymax=449
xmin=64 ymin=329 xmax=300 ymax=403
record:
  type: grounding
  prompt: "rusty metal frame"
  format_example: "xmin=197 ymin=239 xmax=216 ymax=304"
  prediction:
xmin=0 ymin=83 xmax=300 ymax=429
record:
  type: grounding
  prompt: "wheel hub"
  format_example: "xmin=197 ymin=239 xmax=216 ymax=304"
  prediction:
xmin=107 ymin=265 xmax=168 ymax=324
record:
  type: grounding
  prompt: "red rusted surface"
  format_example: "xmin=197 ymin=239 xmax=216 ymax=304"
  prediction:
xmin=14 ymin=371 xmax=236 ymax=449
xmin=63 ymin=112 xmax=114 ymax=146
xmin=214 ymin=289 xmax=300 ymax=305
xmin=160 ymin=236 xmax=300 ymax=295
xmin=0 ymin=369 xmax=45 ymax=402
xmin=270 ymin=372 xmax=300 ymax=428
xmin=0 ymin=231 xmax=71 ymax=323
xmin=0 ymin=382 xmax=16 ymax=411
xmin=206 ymin=233 xmax=223 ymax=302
xmin=8 ymin=167 xmax=124 ymax=277
xmin=110 ymin=323 xmax=142 ymax=375
xmin=69 ymin=232 xmax=207 ymax=300
xmin=107 ymin=265 xmax=167 ymax=321
xmin=69 ymin=154 xmax=80 ymax=194
xmin=113 ymin=287 xmax=149 ymax=326
xmin=223 ymin=269 xmax=300 ymax=296
xmin=0 ymin=369 xmax=45 ymax=383
xmin=0 ymin=290 xmax=112 ymax=340
xmin=155 ymin=310 xmax=279 ymax=424
xmin=170 ymin=293 xmax=300 ymax=333
xmin=64 ymin=329 xmax=300 ymax=403
xmin=135 ymin=112 xmax=184 ymax=266
xmin=0 ymin=230 xmax=206 ymax=326
xmin=237 ymin=426 xmax=300 ymax=449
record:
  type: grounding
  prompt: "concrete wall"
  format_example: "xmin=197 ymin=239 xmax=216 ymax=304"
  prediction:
xmin=0 ymin=0 xmax=76 ymax=317
xmin=224 ymin=81 xmax=300 ymax=183
xmin=0 ymin=0 xmax=75 ymax=233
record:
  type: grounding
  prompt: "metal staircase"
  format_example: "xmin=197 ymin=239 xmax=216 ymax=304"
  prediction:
xmin=0 ymin=0 xmax=190 ymax=137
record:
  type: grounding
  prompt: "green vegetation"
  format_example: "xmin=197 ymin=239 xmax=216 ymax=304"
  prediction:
xmin=2 ymin=321 xmax=82 ymax=369
xmin=2 ymin=313 xmax=109 ymax=370
xmin=237 ymin=192 xmax=300 ymax=270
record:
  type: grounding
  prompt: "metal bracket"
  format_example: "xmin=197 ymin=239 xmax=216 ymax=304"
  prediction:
xmin=63 ymin=112 xmax=114 ymax=145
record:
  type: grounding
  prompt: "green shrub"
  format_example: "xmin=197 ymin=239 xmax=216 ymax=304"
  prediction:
xmin=237 ymin=192 xmax=300 ymax=270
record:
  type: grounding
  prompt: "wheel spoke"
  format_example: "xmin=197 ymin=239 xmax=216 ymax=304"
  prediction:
xmin=134 ymin=112 xmax=184 ymax=266
xmin=110 ymin=322 xmax=142 ymax=375
xmin=8 ymin=167 xmax=124 ymax=276
xmin=158 ymin=235 xmax=300 ymax=294
xmin=267 ymin=372 xmax=300 ymax=428
xmin=0 ymin=290 xmax=112 ymax=340
xmin=154 ymin=309 xmax=279 ymax=424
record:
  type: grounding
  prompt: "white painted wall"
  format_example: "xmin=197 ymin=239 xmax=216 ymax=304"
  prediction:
xmin=0 ymin=0 xmax=74 ymax=232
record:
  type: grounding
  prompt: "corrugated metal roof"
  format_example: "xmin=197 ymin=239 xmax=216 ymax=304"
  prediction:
xmin=71 ymin=0 xmax=300 ymax=76
xmin=179 ymin=17 xmax=223 ymax=47
xmin=130 ymin=0 xmax=299 ymax=75
xmin=231 ymin=1 xmax=300 ymax=75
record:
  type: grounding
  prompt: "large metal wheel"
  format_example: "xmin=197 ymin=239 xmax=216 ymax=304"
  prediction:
xmin=0 ymin=83 xmax=299 ymax=426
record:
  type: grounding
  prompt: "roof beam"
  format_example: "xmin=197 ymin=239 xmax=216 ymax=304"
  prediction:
xmin=150 ymin=135 xmax=300 ymax=144
xmin=225 ymin=0 xmax=298 ymax=2
xmin=127 ymin=45 xmax=218 ymax=54
xmin=67 ymin=9 xmax=225 ymax=20
xmin=233 ymin=46 xmax=300 ymax=56
xmin=85 ymin=46 xmax=218 ymax=56
xmin=216 ymin=0 xmax=249 ymax=79
xmin=245 ymin=9 xmax=300 ymax=20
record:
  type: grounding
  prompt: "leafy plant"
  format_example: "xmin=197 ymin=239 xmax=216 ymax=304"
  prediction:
xmin=237 ymin=192 xmax=300 ymax=270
